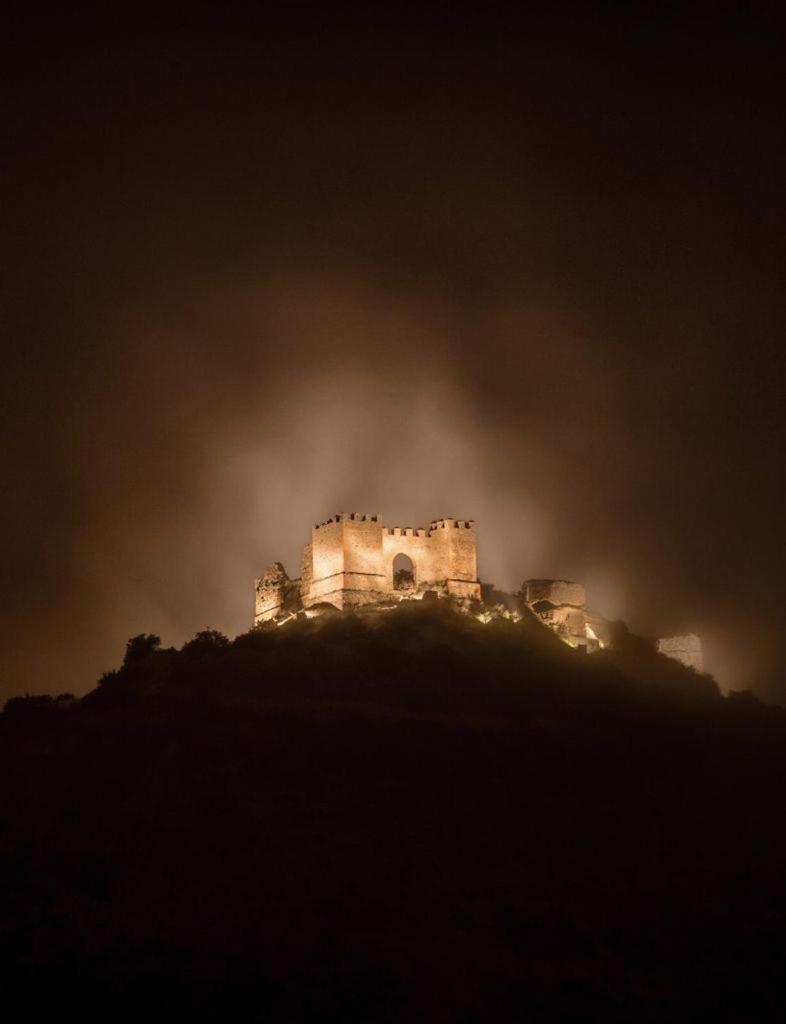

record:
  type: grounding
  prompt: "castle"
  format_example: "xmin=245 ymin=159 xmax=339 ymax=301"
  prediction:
xmin=254 ymin=513 xmax=703 ymax=672
xmin=255 ymin=513 xmax=481 ymax=622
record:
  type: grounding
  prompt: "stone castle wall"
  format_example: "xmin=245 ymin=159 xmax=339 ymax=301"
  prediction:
xmin=254 ymin=513 xmax=481 ymax=622
xmin=304 ymin=513 xmax=480 ymax=610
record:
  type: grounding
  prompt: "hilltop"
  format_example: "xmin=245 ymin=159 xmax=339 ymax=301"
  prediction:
xmin=2 ymin=603 xmax=784 ymax=1022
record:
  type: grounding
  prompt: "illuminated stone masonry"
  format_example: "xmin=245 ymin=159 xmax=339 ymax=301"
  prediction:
xmin=255 ymin=513 xmax=481 ymax=623
xmin=656 ymin=634 xmax=703 ymax=672
xmin=254 ymin=513 xmax=702 ymax=672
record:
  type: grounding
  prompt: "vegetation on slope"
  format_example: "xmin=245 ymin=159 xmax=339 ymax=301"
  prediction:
xmin=1 ymin=603 xmax=784 ymax=1022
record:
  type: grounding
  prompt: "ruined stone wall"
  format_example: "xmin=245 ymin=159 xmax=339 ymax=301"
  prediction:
xmin=656 ymin=634 xmax=703 ymax=672
xmin=254 ymin=562 xmax=291 ymax=623
xmin=523 ymin=578 xmax=589 ymax=647
xmin=524 ymin=579 xmax=586 ymax=609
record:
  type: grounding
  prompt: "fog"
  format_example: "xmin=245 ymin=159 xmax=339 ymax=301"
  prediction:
xmin=2 ymin=8 xmax=783 ymax=700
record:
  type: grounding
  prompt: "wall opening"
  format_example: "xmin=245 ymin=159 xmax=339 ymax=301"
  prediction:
xmin=392 ymin=553 xmax=415 ymax=591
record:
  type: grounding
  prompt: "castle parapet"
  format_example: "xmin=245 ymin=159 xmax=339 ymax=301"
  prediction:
xmin=429 ymin=518 xmax=475 ymax=532
xmin=315 ymin=512 xmax=379 ymax=528
xmin=387 ymin=526 xmax=430 ymax=537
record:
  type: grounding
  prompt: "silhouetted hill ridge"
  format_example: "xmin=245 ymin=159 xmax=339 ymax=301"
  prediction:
xmin=2 ymin=603 xmax=785 ymax=1022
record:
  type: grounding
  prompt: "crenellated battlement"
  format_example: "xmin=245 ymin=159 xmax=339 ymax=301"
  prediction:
xmin=429 ymin=518 xmax=475 ymax=532
xmin=315 ymin=513 xmax=380 ymax=529
xmin=386 ymin=526 xmax=428 ymax=537
xmin=382 ymin=521 xmax=476 ymax=537
xmin=312 ymin=514 xmax=474 ymax=535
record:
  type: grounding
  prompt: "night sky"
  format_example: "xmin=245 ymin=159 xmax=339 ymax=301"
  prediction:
xmin=2 ymin=6 xmax=784 ymax=701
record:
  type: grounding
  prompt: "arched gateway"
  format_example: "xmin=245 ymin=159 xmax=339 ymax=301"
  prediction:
xmin=392 ymin=552 xmax=415 ymax=590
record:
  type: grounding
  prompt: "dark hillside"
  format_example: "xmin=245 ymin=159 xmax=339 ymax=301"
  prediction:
xmin=2 ymin=603 xmax=785 ymax=1022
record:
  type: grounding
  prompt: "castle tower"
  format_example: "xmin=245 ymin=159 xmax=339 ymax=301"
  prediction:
xmin=422 ymin=518 xmax=481 ymax=600
xmin=305 ymin=513 xmax=388 ymax=610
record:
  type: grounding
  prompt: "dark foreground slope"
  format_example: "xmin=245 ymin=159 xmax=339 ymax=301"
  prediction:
xmin=2 ymin=603 xmax=785 ymax=1023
